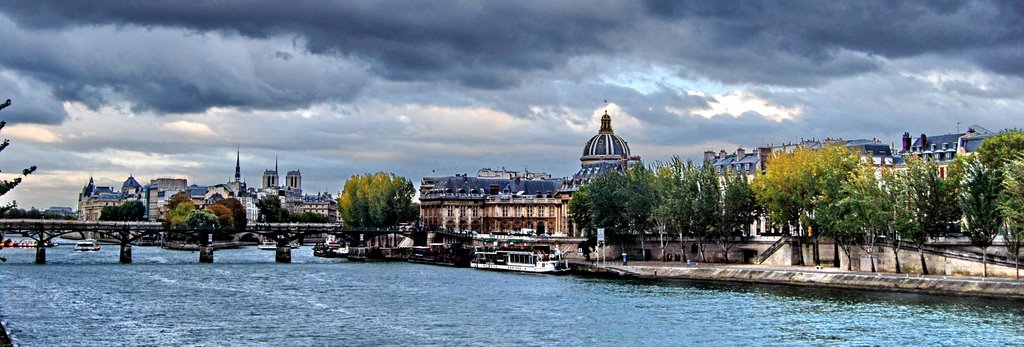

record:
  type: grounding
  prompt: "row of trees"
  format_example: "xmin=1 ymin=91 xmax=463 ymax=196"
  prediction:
xmin=254 ymin=195 xmax=330 ymax=223
xmin=164 ymin=193 xmax=248 ymax=231
xmin=569 ymin=159 xmax=759 ymax=263
xmin=567 ymin=130 xmax=1024 ymax=277
xmin=99 ymin=200 xmax=147 ymax=221
xmin=0 ymin=207 xmax=74 ymax=220
xmin=338 ymin=172 xmax=417 ymax=228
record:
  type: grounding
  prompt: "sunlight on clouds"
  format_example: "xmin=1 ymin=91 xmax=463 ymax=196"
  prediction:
xmin=685 ymin=91 xmax=802 ymax=122
xmin=6 ymin=124 xmax=62 ymax=143
xmin=163 ymin=120 xmax=217 ymax=136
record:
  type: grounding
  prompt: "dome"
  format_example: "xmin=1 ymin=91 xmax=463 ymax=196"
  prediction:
xmin=580 ymin=110 xmax=631 ymax=163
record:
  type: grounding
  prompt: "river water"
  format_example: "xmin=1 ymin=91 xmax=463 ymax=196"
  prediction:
xmin=1 ymin=239 xmax=1023 ymax=346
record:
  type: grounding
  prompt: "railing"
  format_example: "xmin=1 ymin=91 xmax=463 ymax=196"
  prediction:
xmin=758 ymin=235 xmax=790 ymax=264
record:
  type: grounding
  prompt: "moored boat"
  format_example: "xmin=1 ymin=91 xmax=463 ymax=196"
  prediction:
xmin=408 ymin=243 xmax=471 ymax=267
xmin=470 ymin=246 xmax=568 ymax=273
xmin=74 ymin=239 xmax=101 ymax=252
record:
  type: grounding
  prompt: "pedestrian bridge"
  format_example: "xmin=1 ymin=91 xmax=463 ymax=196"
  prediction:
xmin=0 ymin=219 xmax=410 ymax=264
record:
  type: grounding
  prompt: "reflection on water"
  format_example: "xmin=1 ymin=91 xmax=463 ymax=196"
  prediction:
xmin=1 ymin=238 xmax=1022 ymax=346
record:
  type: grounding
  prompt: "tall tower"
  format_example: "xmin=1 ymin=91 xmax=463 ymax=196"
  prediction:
xmin=234 ymin=148 xmax=241 ymax=182
xmin=286 ymin=170 xmax=302 ymax=191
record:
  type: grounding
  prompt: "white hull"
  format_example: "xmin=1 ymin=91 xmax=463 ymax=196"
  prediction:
xmin=470 ymin=262 xmax=568 ymax=273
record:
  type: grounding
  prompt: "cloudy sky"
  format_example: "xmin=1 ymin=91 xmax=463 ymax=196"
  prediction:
xmin=0 ymin=1 xmax=1021 ymax=209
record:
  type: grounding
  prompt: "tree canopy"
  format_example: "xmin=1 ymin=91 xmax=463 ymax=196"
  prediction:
xmin=0 ymin=98 xmax=37 ymax=215
xmin=338 ymin=172 xmax=417 ymax=228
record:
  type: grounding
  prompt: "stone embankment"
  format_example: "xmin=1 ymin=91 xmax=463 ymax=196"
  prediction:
xmin=0 ymin=317 xmax=12 ymax=347
xmin=572 ymin=262 xmax=1024 ymax=299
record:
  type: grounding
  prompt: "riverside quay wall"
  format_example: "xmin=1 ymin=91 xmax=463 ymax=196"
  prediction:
xmin=574 ymin=264 xmax=1024 ymax=300
xmin=585 ymin=235 xmax=1022 ymax=279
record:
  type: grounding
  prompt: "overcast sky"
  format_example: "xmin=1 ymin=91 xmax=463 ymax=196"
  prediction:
xmin=0 ymin=1 xmax=1021 ymax=209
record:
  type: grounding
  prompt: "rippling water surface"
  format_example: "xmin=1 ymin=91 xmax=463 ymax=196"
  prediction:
xmin=2 ymin=239 xmax=1023 ymax=346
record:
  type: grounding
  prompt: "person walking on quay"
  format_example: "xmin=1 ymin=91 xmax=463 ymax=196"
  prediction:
xmin=622 ymin=252 xmax=628 ymax=265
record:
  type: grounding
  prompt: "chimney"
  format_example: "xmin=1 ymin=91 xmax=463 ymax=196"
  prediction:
xmin=703 ymin=150 xmax=716 ymax=163
xmin=901 ymin=132 xmax=911 ymax=153
xmin=719 ymin=149 xmax=727 ymax=160
xmin=919 ymin=134 xmax=927 ymax=151
xmin=758 ymin=146 xmax=772 ymax=172
xmin=736 ymin=147 xmax=746 ymax=159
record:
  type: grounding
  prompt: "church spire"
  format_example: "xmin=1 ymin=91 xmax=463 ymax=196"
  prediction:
xmin=598 ymin=110 xmax=613 ymax=134
xmin=234 ymin=147 xmax=241 ymax=182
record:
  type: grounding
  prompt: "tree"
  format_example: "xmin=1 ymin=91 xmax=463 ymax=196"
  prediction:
xmin=213 ymin=198 xmax=247 ymax=229
xmin=256 ymin=195 xmax=289 ymax=223
xmin=0 ymin=98 xmax=37 ymax=217
xmin=185 ymin=209 xmax=220 ymax=231
xmin=165 ymin=201 xmax=196 ymax=229
xmin=999 ymin=155 xmax=1024 ymax=278
xmin=977 ymin=130 xmax=1024 ymax=173
xmin=901 ymin=156 xmax=960 ymax=275
xmin=838 ymin=164 xmax=889 ymax=272
xmin=166 ymin=192 xmax=191 ymax=211
xmin=959 ymin=157 xmax=1002 ymax=277
xmin=205 ymin=204 xmax=235 ymax=229
xmin=653 ymin=157 xmax=686 ymax=261
xmin=121 ymin=200 xmax=147 ymax=221
xmin=715 ymin=169 xmax=758 ymax=263
xmin=882 ymin=169 xmax=916 ymax=274
xmin=624 ymin=163 xmax=657 ymax=259
xmin=292 ymin=211 xmax=329 ymax=223
xmin=99 ymin=206 xmax=122 ymax=221
xmin=338 ymin=172 xmax=417 ymax=228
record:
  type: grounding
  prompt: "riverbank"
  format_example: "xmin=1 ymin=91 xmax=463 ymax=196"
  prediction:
xmin=0 ymin=317 xmax=11 ymax=347
xmin=571 ymin=261 xmax=1024 ymax=299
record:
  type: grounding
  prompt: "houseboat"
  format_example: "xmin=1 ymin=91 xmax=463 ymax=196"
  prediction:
xmin=470 ymin=246 xmax=568 ymax=273
xmin=408 ymin=243 xmax=471 ymax=267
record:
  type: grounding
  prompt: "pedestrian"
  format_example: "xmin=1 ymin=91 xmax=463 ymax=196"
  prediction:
xmin=622 ymin=252 xmax=628 ymax=265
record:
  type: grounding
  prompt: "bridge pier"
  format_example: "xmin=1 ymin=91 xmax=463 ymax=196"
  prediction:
xmin=199 ymin=245 xmax=214 ymax=263
xmin=35 ymin=245 xmax=46 ymax=264
xmin=119 ymin=244 xmax=132 ymax=264
xmin=275 ymin=245 xmax=291 ymax=263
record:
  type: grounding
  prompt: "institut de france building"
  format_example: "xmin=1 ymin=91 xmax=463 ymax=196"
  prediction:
xmin=419 ymin=111 xmax=640 ymax=237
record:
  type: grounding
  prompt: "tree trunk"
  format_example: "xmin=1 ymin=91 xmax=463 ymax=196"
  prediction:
xmin=698 ymin=238 xmax=707 ymax=262
xmin=639 ymin=231 xmax=646 ymax=261
xmin=843 ymin=244 xmax=852 ymax=271
xmin=679 ymin=233 xmax=687 ymax=262
xmin=1016 ymin=255 xmax=1019 ymax=279
xmin=833 ymin=241 xmax=840 ymax=268
xmin=869 ymin=247 xmax=876 ymax=272
xmin=813 ymin=238 xmax=820 ymax=266
xmin=918 ymin=246 xmax=929 ymax=275
xmin=659 ymin=231 xmax=665 ymax=261
xmin=891 ymin=243 xmax=901 ymax=274
xmin=982 ymin=247 xmax=988 ymax=278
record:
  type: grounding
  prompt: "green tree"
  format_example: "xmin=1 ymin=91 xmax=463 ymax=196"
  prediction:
xmin=901 ymin=156 xmax=960 ymax=275
xmin=837 ymin=164 xmax=889 ymax=272
xmin=882 ymin=169 xmax=916 ymax=274
xmin=999 ymin=155 xmax=1024 ymax=278
xmin=653 ymin=157 xmax=687 ymax=261
xmin=0 ymin=99 xmax=37 ymax=217
xmin=256 ymin=195 xmax=289 ymax=223
xmin=120 ymin=200 xmax=147 ymax=221
xmin=99 ymin=206 xmax=122 ymax=221
xmin=624 ymin=164 xmax=657 ymax=259
xmin=339 ymin=172 xmax=417 ymax=228
xmin=165 ymin=201 xmax=196 ymax=229
xmin=293 ymin=211 xmax=329 ymax=223
xmin=715 ymin=170 xmax=758 ymax=263
xmin=977 ymin=130 xmax=1024 ymax=173
xmin=959 ymin=157 xmax=1002 ymax=277
xmin=185 ymin=209 xmax=220 ymax=231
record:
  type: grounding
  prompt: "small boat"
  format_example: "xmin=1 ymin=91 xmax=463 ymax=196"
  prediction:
xmin=258 ymin=240 xmax=277 ymax=250
xmin=258 ymin=240 xmax=300 ymax=250
xmin=313 ymin=242 xmax=350 ymax=258
xmin=470 ymin=246 xmax=569 ymax=274
xmin=74 ymin=239 xmax=101 ymax=252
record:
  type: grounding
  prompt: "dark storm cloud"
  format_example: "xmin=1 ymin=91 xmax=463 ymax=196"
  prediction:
xmin=0 ymin=0 xmax=1020 ymax=119
xmin=643 ymin=0 xmax=1024 ymax=77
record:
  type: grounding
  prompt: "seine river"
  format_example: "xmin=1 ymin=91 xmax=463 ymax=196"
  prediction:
xmin=2 ymin=239 xmax=1024 ymax=346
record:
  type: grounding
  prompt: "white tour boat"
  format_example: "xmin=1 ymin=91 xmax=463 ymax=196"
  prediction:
xmin=471 ymin=246 xmax=568 ymax=274
xmin=74 ymin=239 xmax=101 ymax=252
xmin=258 ymin=240 xmax=300 ymax=250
